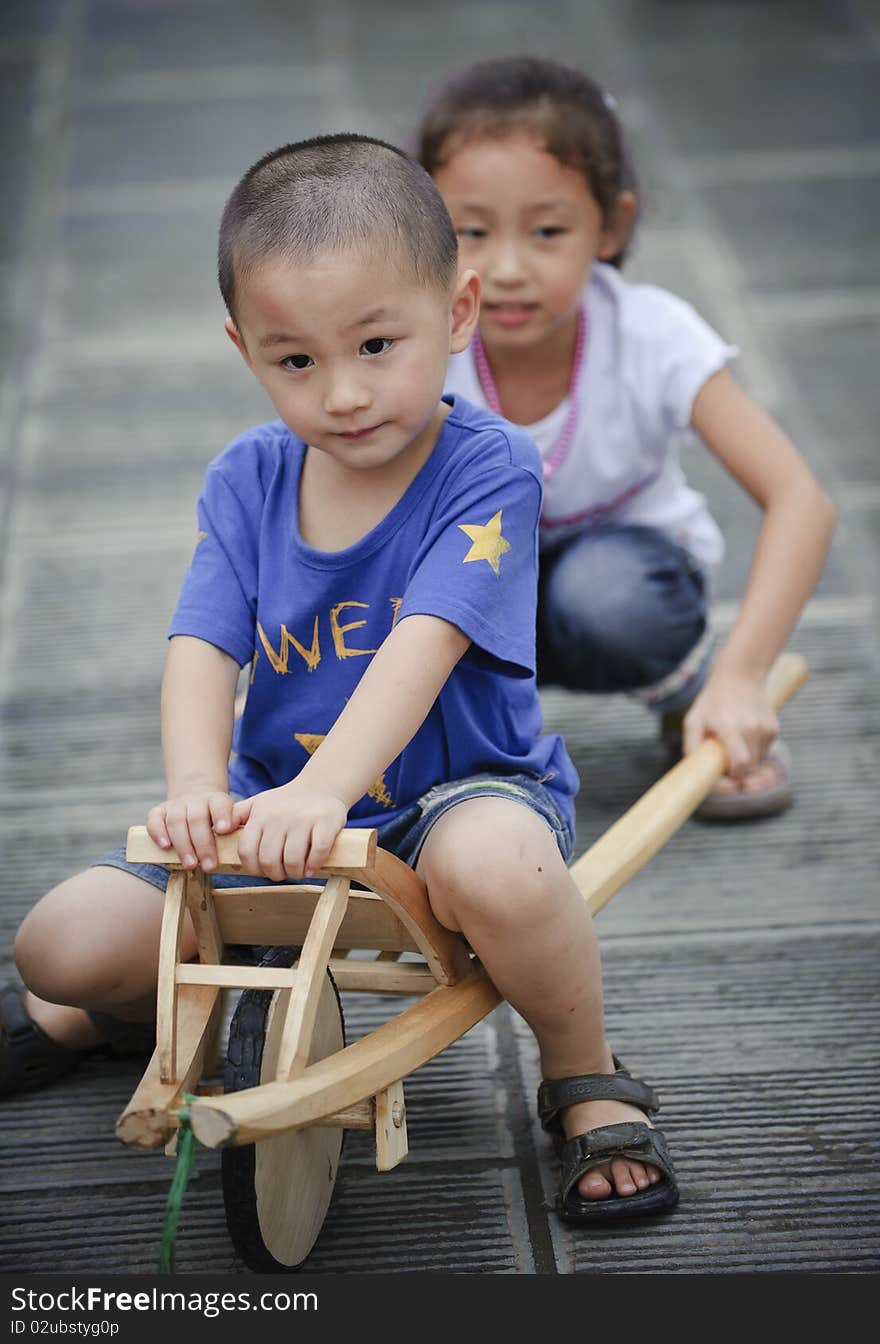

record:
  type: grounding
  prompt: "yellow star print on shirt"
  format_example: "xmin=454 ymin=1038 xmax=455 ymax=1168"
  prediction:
xmin=458 ymin=510 xmax=511 ymax=577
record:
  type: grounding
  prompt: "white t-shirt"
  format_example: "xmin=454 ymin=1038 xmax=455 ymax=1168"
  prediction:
xmin=444 ymin=261 xmax=737 ymax=568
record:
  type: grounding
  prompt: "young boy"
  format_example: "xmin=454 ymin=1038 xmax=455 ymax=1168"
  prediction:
xmin=1 ymin=135 xmax=677 ymax=1222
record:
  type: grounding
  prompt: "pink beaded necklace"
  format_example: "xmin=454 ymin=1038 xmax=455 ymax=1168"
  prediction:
xmin=471 ymin=306 xmax=587 ymax=482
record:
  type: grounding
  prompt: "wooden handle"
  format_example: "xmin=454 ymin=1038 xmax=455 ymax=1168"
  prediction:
xmin=125 ymin=825 xmax=377 ymax=872
xmin=763 ymin=650 xmax=809 ymax=711
xmin=570 ymin=650 xmax=808 ymax=916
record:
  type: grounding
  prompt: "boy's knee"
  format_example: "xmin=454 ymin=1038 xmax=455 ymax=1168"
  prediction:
xmin=421 ymin=804 xmax=562 ymax=927
xmin=14 ymin=880 xmax=101 ymax=1005
xmin=14 ymin=899 xmax=64 ymax=1000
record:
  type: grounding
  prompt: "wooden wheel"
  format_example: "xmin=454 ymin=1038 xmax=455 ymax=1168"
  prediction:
xmin=221 ymin=945 xmax=346 ymax=1272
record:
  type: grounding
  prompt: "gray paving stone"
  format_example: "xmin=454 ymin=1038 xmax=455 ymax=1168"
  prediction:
xmin=57 ymin=210 xmax=222 ymax=341
xmin=607 ymin=0 xmax=869 ymax=50
xmin=769 ymin=317 xmax=880 ymax=486
xmin=512 ymin=937 xmax=880 ymax=1273
xmin=0 ymin=0 xmax=66 ymax=38
xmin=701 ymin=177 xmax=880 ymax=293
xmin=640 ymin=54 xmax=880 ymax=156
xmin=80 ymin=0 xmax=328 ymax=77
xmin=66 ymin=96 xmax=335 ymax=190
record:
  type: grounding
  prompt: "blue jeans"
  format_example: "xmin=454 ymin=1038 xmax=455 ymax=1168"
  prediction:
xmin=536 ymin=524 xmax=712 ymax=714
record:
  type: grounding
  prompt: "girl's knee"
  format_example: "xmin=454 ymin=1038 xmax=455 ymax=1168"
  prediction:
xmin=540 ymin=530 xmax=707 ymax=690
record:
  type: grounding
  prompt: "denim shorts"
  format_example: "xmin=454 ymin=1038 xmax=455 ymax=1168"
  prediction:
xmin=91 ymin=771 xmax=574 ymax=896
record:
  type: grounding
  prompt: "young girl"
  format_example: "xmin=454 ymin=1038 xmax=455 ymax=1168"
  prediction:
xmin=418 ymin=57 xmax=836 ymax=817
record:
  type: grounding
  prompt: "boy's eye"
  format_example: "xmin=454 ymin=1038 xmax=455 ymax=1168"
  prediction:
xmin=360 ymin=337 xmax=392 ymax=356
xmin=534 ymin=226 xmax=565 ymax=239
xmin=281 ymin=353 xmax=313 ymax=371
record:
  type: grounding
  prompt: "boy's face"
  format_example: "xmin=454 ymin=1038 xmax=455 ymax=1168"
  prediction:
xmin=227 ymin=247 xmax=478 ymax=472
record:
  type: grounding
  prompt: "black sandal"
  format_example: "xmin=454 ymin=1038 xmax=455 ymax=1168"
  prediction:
xmin=538 ymin=1058 xmax=679 ymax=1223
xmin=0 ymin=982 xmax=155 ymax=1098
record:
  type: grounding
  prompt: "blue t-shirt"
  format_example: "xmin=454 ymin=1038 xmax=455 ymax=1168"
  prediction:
xmin=169 ymin=395 xmax=579 ymax=831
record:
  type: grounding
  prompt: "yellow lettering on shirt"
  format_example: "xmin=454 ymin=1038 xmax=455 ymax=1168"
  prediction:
xmin=257 ymin=618 xmax=321 ymax=674
xmin=330 ymin=601 xmax=378 ymax=659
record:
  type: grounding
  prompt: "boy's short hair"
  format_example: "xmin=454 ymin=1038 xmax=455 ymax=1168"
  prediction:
xmin=219 ymin=133 xmax=458 ymax=324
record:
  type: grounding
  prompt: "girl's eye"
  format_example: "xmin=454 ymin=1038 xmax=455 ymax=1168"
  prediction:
xmin=360 ymin=337 xmax=392 ymax=356
xmin=281 ymin=353 xmax=313 ymax=371
xmin=457 ymin=227 xmax=486 ymax=241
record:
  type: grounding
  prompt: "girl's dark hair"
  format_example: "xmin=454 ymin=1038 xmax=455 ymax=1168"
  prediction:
xmin=417 ymin=56 xmax=638 ymax=267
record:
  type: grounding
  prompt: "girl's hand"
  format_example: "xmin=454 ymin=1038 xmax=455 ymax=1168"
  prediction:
xmin=146 ymin=790 xmax=236 ymax=872
xmin=231 ymin=785 xmax=349 ymax=880
xmin=682 ymin=673 xmax=780 ymax=779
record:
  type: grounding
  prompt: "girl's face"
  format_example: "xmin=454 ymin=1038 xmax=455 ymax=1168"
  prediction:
xmin=433 ymin=130 xmax=631 ymax=354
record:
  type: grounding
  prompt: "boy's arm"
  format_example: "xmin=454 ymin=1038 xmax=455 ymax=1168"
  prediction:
xmin=147 ymin=634 xmax=241 ymax=869
xmin=233 ymin=614 xmax=470 ymax=879
xmin=688 ymin=367 xmax=837 ymax=771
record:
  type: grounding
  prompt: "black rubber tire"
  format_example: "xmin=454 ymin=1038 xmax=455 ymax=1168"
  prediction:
xmin=221 ymin=945 xmax=346 ymax=1272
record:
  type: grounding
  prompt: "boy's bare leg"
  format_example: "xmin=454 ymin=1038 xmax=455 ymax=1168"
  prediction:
xmin=417 ymin=797 xmax=661 ymax=1202
xmin=14 ymin=867 xmax=196 ymax=1048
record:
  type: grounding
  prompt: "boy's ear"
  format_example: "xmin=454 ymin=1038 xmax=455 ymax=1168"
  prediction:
xmin=597 ymin=190 xmax=637 ymax=262
xmin=224 ymin=317 xmax=255 ymax=371
xmin=449 ymin=268 xmax=481 ymax=354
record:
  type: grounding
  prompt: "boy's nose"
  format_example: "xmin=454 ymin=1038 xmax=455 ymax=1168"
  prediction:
xmin=322 ymin=369 xmax=371 ymax=415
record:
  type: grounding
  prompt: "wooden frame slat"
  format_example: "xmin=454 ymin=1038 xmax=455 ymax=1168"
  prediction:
xmin=274 ymin=876 xmax=351 ymax=1081
xmin=327 ymin=959 xmax=435 ymax=995
xmin=176 ymin=965 xmax=298 ymax=990
xmin=184 ymin=868 xmax=224 ymax=964
xmin=210 ymin=885 xmax=417 ymax=951
xmin=156 ymin=872 xmax=187 ymax=1084
xmin=173 ymin=956 xmax=436 ymax=995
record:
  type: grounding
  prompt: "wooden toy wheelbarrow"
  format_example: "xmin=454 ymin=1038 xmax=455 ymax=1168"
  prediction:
xmin=117 ymin=651 xmax=808 ymax=1271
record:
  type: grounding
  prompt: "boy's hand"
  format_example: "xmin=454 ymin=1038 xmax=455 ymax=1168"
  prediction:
xmin=146 ymin=790 xmax=236 ymax=873
xmin=682 ymin=673 xmax=780 ymax=780
xmin=231 ymin=785 xmax=348 ymax=880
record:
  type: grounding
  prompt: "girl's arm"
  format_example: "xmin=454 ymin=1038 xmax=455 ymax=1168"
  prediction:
xmin=687 ymin=367 xmax=837 ymax=772
xmin=232 ymin=614 xmax=471 ymax=879
xmin=146 ymin=634 xmax=241 ymax=869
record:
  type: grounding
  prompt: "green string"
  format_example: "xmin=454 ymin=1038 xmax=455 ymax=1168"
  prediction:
xmin=157 ymin=1092 xmax=200 ymax=1275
